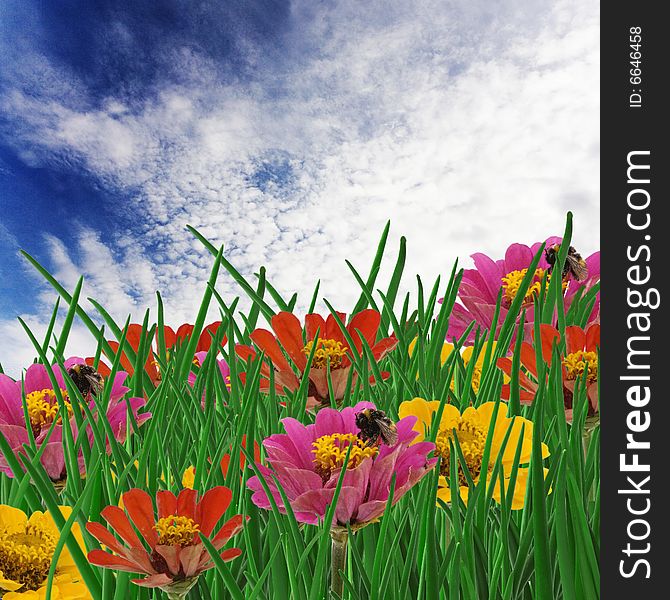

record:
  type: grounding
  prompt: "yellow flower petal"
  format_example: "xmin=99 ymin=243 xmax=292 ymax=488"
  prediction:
xmin=439 ymin=343 xmax=456 ymax=365
xmin=0 ymin=505 xmax=28 ymax=533
xmin=399 ymin=398 xmax=461 ymax=444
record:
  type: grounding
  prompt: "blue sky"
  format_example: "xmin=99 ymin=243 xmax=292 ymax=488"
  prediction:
xmin=0 ymin=0 xmax=599 ymax=375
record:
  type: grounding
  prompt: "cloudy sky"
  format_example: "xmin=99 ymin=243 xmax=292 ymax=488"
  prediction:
xmin=0 ymin=0 xmax=599 ymax=376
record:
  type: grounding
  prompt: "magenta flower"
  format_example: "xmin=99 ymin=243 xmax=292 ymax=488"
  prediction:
xmin=187 ymin=351 xmax=231 ymax=389
xmin=446 ymin=237 xmax=600 ymax=342
xmin=187 ymin=351 xmax=232 ymax=408
xmin=247 ymin=402 xmax=437 ymax=528
xmin=0 ymin=357 xmax=150 ymax=481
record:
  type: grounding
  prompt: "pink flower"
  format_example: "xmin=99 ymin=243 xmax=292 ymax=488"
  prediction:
xmin=187 ymin=351 xmax=232 ymax=408
xmin=247 ymin=402 xmax=437 ymax=528
xmin=445 ymin=237 xmax=600 ymax=342
xmin=187 ymin=351 xmax=231 ymax=389
xmin=0 ymin=357 xmax=150 ymax=481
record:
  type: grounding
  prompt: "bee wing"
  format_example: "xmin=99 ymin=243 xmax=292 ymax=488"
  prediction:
xmin=85 ymin=373 xmax=104 ymax=394
xmin=566 ymin=255 xmax=588 ymax=281
xmin=376 ymin=419 xmax=398 ymax=446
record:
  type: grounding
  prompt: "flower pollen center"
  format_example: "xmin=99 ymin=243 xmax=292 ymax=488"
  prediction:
xmin=501 ymin=268 xmax=565 ymax=307
xmin=0 ymin=521 xmax=57 ymax=591
xmin=435 ymin=414 xmax=487 ymax=486
xmin=563 ymin=350 xmax=598 ymax=383
xmin=303 ymin=339 xmax=348 ymax=369
xmin=25 ymin=389 xmax=72 ymax=437
xmin=312 ymin=433 xmax=377 ymax=482
xmin=154 ymin=515 xmax=200 ymax=547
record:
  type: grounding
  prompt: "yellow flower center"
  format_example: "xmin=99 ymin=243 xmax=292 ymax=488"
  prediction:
xmin=154 ymin=515 xmax=200 ymax=547
xmin=450 ymin=366 xmax=483 ymax=395
xmin=25 ymin=389 xmax=72 ymax=437
xmin=501 ymin=268 xmax=565 ymax=307
xmin=563 ymin=351 xmax=598 ymax=383
xmin=302 ymin=339 xmax=348 ymax=369
xmin=435 ymin=414 xmax=487 ymax=486
xmin=0 ymin=521 xmax=57 ymax=591
xmin=312 ymin=433 xmax=378 ymax=481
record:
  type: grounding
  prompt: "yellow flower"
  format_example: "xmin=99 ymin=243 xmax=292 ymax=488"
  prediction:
xmin=398 ymin=398 xmax=549 ymax=509
xmin=408 ymin=339 xmax=504 ymax=394
xmin=0 ymin=505 xmax=91 ymax=598
xmin=181 ymin=466 xmax=196 ymax=489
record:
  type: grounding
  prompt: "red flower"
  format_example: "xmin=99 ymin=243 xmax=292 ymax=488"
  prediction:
xmin=87 ymin=322 xmax=225 ymax=385
xmin=236 ymin=309 xmax=397 ymax=408
xmin=497 ymin=323 xmax=600 ymax=420
xmin=87 ymin=487 xmax=247 ymax=593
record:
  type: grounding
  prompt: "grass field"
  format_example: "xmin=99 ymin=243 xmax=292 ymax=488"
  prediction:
xmin=0 ymin=212 xmax=599 ymax=600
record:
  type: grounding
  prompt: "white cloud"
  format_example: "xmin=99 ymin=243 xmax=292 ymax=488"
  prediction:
xmin=0 ymin=0 xmax=599 ymax=376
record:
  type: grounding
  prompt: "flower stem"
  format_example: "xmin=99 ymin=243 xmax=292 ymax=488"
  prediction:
xmin=163 ymin=577 xmax=199 ymax=600
xmin=330 ymin=527 xmax=349 ymax=597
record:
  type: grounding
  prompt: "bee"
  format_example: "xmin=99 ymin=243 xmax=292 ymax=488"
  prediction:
xmin=544 ymin=244 xmax=588 ymax=282
xmin=355 ymin=409 xmax=398 ymax=447
xmin=67 ymin=364 xmax=104 ymax=397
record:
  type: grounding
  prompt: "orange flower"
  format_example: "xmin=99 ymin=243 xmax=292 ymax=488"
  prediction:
xmin=87 ymin=322 xmax=226 ymax=385
xmin=497 ymin=323 xmax=599 ymax=420
xmin=236 ymin=310 xmax=397 ymax=408
xmin=87 ymin=487 xmax=246 ymax=593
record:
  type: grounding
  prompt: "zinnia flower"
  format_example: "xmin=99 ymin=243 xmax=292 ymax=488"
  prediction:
xmin=86 ymin=487 xmax=246 ymax=594
xmin=236 ymin=310 xmax=397 ymax=409
xmin=398 ymin=399 xmax=549 ymax=509
xmin=87 ymin=321 xmax=226 ymax=385
xmin=497 ymin=323 xmax=600 ymax=422
xmin=0 ymin=358 xmax=149 ymax=482
xmin=0 ymin=505 xmax=91 ymax=598
xmin=445 ymin=238 xmax=600 ymax=342
xmin=186 ymin=351 xmax=232 ymax=408
xmin=247 ymin=402 xmax=436 ymax=528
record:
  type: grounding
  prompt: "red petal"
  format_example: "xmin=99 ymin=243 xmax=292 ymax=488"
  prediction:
xmin=100 ymin=505 xmax=144 ymax=550
xmin=198 ymin=321 xmax=222 ymax=352
xmin=220 ymin=547 xmax=243 ymax=562
xmin=122 ymin=489 xmax=159 ymax=547
xmin=325 ymin=312 xmax=347 ymax=341
xmin=271 ymin=312 xmax=306 ymax=370
xmin=197 ymin=486 xmax=232 ymax=537
xmin=162 ymin=326 xmax=177 ymax=351
xmin=565 ymin=326 xmax=586 ymax=355
xmin=176 ymin=488 xmax=198 ymax=520
xmin=212 ymin=514 xmax=247 ymax=547
xmin=176 ymin=323 xmax=194 ymax=344
xmin=538 ymin=324 xmax=560 ymax=364
xmin=249 ymin=329 xmax=292 ymax=372
xmin=235 ymin=345 xmax=256 ymax=361
xmin=585 ymin=324 xmax=600 ymax=352
xmin=305 ymin=314 xmax=327 ymax=342
xmin=347 ymin=309 xmax=381 ymax=353
xmin=125 ymin=324 xmax=145 ymax=352
xmin=156 ymin=490 xmax=178 ymax=519
xmin=88 ymin=549 xmax=147 ymax=573
xmin=131 ymin=574 xmax=175 ymax=588
xmin=86 ymin=522 xmax=134 ymax=558
xmin=496 ymin=357 xmax=513 ymax=376
xmin=519 ymin=343 xmax=538 ymax=377
xmin=370 ymin=336 xmax=397 ymax=360
xmin=106 ymin=341 xmax=134 ymax=375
